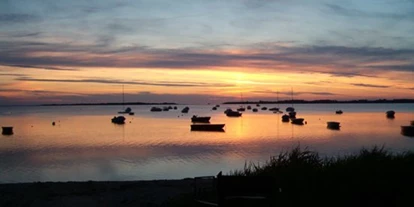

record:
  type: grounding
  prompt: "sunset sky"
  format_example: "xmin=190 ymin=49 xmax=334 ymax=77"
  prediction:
xmin=1 ymin=0 xmax=413 ymax=105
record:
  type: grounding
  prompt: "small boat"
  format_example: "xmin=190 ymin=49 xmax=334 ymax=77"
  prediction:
xmin=128 ymin=112 xmax=135 ymax=115
xmin=247 ymin=105 xmax=252 ymax=110
xmin=291 ymin=118 xmax=304 ymax=125
xmin=226 ymin=110 xmax=242 ymax=117
xmin=168 ymin=106 xmax=173 ymax=110
xmin=256 ymin=104 xmax=260 ymax=107
xmin=173 ymin=106 xmax=177 ymax=110
xmin=118 ymin=107 xmax=132 ymax=114
xmin=237 ymin=107 xmax=246 ymax=112
xmin=150 ymin=107 xmax=162 ymax=112
xmin=269 ymin=107 xmax=279 ymax=111
xmin=191 ymin=115 xmax=211 ymax=123
xmin=252 ymin=108 xmax=258 ymax=112
xmin=224 ymin=108 xmax=232 ymax=114
xmin=212 ymin=107 xmax=217 ymax=110
xmin=289 ymin=111 xmax=296 ymax=118
xmin=401 ymin=126 xmax=414 ymax=137
xmin=335 ymin=110 xmax=343 ymax=114
xmin=282 ymin=114 xmax=290 ymax=122
xmin=215 ymin=104 xmax=220 ymax=108
xmin=286 ymin=107 xmax=295 ymax=112
xmin=191 ymin=124 xmax=225 ymax=132
xmin=181 ymin=106 xmax=190 ymax=113
xmin=111 ymin=116 xmax=125 ymax=124
xmin=2 ymin=126 xmax=13 ymax=135
xmin=386 ymin=110 xmax=395 ymax=118
xmin=327 ymin=121 xmax=340 ymax=130
xmin=163 ymin=106 xmax=169 ymax=111
xmin=261 ymin=107 xmax=267 ymax=110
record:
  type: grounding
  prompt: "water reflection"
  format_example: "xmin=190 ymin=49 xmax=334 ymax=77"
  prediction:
xmin=0 ymin=104 xmax=413 ymax=182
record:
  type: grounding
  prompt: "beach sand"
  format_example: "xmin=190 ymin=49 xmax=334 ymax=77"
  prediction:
xmin=0 ymin=179 xmax=195 ymax=207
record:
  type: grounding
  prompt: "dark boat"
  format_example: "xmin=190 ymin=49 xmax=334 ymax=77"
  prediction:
xmin=327 ymin=121 xmax=340 ymax=130
xmin=401 ymin=126 xmax=414 ymax=137
xmin=291 ymin=118 xmax=304 ymax=125
xmin=224 ymin=108 xmax=232 ymax=114
xmin=118 ymin=107 xmax=132 ymax=114
xmin=162 ymin=106 xmax=169 ymax=111
xmin=252 ymin=108 xmax=258 ymax=112
xmin=335 ymin=110 xmax=343 ymax=114
xmin=226 ymin=110 xmax=242 ymax=117
xmin=286 ymin=107 xmax=295 ymax=112
xmin=191 ymin=115 xmax=211 ymax=123
xmin=386 ymin=110 xmax=395 ymax=118
xmin=247 ymin=105 xmax=252 ymax=110
xmin=111 ymin=116 xmax=125 ymax=124
xmin=181 ymin=106 xmax=190 ymax=113
xmin=173 ymin=106 xmax=177 ymax=110
xmin=215 ymin=104 xmax=220 ymax=108
xmin=237 ymin=107 xmax=246 ymax=112
xmin=261 ymin=107 xmax=267 ymax=110
xmin=282 ymin=114 xmax=290 ymax=122
xmin=269 ymin=107 xmax=279 ymax=111
xmin=128 ymin=112 xmax=134 ymax=115
xmin=289 ymin=111 xmax=296 ymax=118
xmin=212 ymin=107 xmax=217 ymax=110
xmin=191 ymin=124 xmax=225 ymax=132
xmin=2 ymin=126 xmax=13 ymax=135
xmin=256 ymin=104 xmax=260 ymax=107
xmin=150 ymin=107 xmax=162 ymax=112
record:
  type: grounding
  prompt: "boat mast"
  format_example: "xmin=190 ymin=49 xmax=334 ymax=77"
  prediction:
xmin=122 ymin=84 xmax=125 ymax=110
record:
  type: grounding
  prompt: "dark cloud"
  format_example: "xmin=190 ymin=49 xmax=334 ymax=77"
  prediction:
xmin=15 ymin=77 xmax=233 ymax=88
xmin=0 ymin=39 xmax=413 ymax=77
xmin=253 ymin=90 xmax=338 ymax=96
xmin=351 ymin=83 xmax=390 ymax=88
xmin=1 ymin=64 xmax=79 ymax=71
xmin=325 ymin=3 xmax=414 ymax=21
xmin=0 ymin=13 xmax=40 ymax=23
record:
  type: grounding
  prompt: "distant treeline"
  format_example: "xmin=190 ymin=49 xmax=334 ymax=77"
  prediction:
xmin=223 ymin=99 xmax=414 ymax=104
xmin=41 ymin=102 xmax=177 ymax=106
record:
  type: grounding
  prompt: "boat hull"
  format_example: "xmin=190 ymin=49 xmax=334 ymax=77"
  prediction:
xmin=191 ymin=116 xmax=211 ymax=123
xmin=327 ymin=122 xmax=341 ymax=130
xmin=2 ymin=127 xmax=13 ymax=135
xmin=291 ymin=118 xmax=304 ymax=125
xmin=401 ymin=126 xmax=414 ymax=137
xmin=191 ymin=124 xmax=225 ymax=132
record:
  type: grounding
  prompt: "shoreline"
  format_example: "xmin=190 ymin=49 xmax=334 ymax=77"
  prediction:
xmin=0 ymin=179 xmax=195 ymax=206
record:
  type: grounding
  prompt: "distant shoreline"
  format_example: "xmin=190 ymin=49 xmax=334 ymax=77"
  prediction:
xmin=223 ymin=99 xmax=414 ymax=105
xmin=40 ymin=102 xmax=178 ymax=106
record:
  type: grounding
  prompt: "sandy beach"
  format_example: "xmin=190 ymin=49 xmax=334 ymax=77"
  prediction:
xmin=0 ymin=179 xmax=195 ymax=207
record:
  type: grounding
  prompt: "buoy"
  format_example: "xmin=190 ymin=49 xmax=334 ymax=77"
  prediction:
xmin=2 ymin=126 xmax=13 ymax=135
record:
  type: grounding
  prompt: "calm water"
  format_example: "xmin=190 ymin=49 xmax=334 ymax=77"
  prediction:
xmin=0 ymin=104 xmax=413 ymax=183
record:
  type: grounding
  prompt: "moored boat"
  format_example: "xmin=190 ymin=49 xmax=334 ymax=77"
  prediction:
xmin=191 ymin=115 xmax=211 ymax=123
xmin=252 ymin=108 xmax=258 ymax=112
xmin=2 ymin=126 xmax=13 ymax=135
xmin=282 ymin=114 xmax=290 ymax=122
xmin=286 ymin=107 xmax=295 ymax=112
xmin=335 ymin=110 xmax=343 ymax=114
xmin=261 ymin=107 xmax=267 ymax=110
xmin=150 ymin=107 xmax=162 ymax=112
xmin=226 ymin=110 xmax=242 ymax=117
xmin=247 ymin=105 xmax=252 ymax=110
xmin=289 ymin=111 xmax=296 ymax=118
xmin=181 ymin=106 xmax=190 ymax=113
xmin=191 ymin=124 xmax=225 ymax=132
xmin=327 ymin=121 xmax=341 ymax=130
xmin=386 ymin=110 xmax=395 ymax=118
xmin=237 ymin=107 xmax=246 ymax=112
xmin=269 ymin=107 xmax=279 ymax=111
xmin=212 ymin=107 xmax=217 ymax=110
xmin=118 ymin=107 xmax=132 ymax=114
xmin=111 ymin=116 xmax=125 ymax=124
xmin=401 ymin=126 xmax=414 ymax=137
xmin=291 ymin=118 xmax=304 ymax=125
